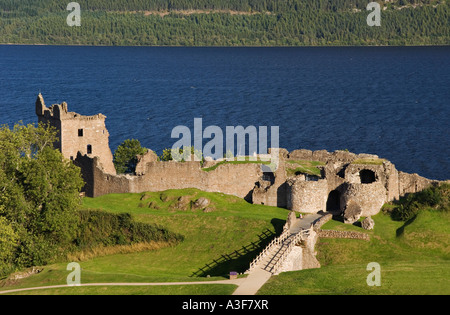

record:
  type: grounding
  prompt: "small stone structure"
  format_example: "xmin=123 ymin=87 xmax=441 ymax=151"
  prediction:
xmin=343 ymin=200 xmax=363 ymax=224
xmin=361 ymin=217 xmax=375 ymax=230
xmin=36 ymin=94 xmax=443 ymax=220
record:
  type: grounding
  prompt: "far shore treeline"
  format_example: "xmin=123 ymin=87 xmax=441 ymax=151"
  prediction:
xmin=0 ymin=0 xmax=449 ymax=46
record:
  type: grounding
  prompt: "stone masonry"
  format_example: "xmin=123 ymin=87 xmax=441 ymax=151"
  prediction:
xmin=36 ymin=95 xmax=443 ymax=219
xmin=36 ymin=94 xmax=116 ymax=175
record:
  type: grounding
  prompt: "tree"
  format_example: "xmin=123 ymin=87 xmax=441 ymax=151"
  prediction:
xmin=0 ymin=214 xmax=18 ymax=276
xmin=158 ymin=146 xmax=203 ymax=162
xmin=1 ymin=1 xmax=449 ymax=47
xmin=113 ymin=139 xmax=148 ymax=174
xmin=0 ymin=122 xmax=84 ymax=269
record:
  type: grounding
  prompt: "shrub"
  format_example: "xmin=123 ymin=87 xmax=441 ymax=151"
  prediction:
xmin=158 ymin=146 xmax=203 ymax=163
xmin=113 ymin=139 xmax=148 ymax=174
xmin=73 ymin=210 xmax=183 ymax=251
xmin=390 ymin=184 xmax=449 ymax=221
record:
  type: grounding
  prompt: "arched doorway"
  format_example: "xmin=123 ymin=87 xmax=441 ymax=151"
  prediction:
xmin=326 ymin=190 xmax=341 ymax=213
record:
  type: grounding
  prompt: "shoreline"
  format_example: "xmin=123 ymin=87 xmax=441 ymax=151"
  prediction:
xmin=1 ymin=43 xmax=449 ymax=48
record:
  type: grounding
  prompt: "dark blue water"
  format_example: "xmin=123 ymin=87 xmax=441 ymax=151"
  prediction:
xmin=0 ymin=45 xmax=448 ymax=180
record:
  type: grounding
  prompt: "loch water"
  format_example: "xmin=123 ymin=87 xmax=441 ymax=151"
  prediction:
xmin=0 ymin=45 xmax=448 ymax=180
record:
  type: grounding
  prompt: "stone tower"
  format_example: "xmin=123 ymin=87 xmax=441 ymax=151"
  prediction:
xmin=36 ymin=93 xmax=116 ymax=175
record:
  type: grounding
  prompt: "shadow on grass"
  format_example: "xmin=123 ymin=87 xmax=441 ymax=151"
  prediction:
xmin=396 ymin=215 xmax=417 ymax=237
xmin=190 ymin=218 xmax=285 ymax=278
xmin=330 ymin=213 xmax=363 ymax=228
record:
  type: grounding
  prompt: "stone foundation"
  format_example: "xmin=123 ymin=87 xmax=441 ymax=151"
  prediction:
xmin=318 ymin=230 xmax=370 ymax=241
xmin=341 ymin=182 xmax=388 ymax=217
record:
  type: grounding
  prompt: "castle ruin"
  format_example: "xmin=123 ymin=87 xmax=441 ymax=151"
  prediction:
xmin=36 ymin=94 xmax=440 ymax=220
xmin=36 ymin=93 xmax=116 ymax=175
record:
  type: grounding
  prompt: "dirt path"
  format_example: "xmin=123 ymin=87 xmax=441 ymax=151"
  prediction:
xmin=0 ymin=278 xmax=245 ymax=295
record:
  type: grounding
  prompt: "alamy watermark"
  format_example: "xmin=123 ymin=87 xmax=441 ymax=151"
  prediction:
xmin=67 ymin=2 xmax=81 ymax=27
xmin=366 ymin=262 xmax=381 ymax=286
xmin=367 ymin=2 xmax=381 ymax=27
xmin=170 ymin=118 xmax=280 ymax=173
xmin=66 ymin=262 xmax=81 ymax=286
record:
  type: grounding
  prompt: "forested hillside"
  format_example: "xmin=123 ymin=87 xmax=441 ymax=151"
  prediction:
xmin=0 ymin=0 xmax=449 ymax=46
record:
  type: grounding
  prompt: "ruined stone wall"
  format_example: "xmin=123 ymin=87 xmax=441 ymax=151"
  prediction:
xmin=322 ymin=162 xmax=346 ymax=192
xmin=384 ymin=162 xmax=400 ymax=201
xmin=398 ymin=171 xmax=437 ymax=196
xmin=73 ymin=153 xmax=95 ymax=198
xmin=252 ymin=155 xmax=288 ymax=207
xmin=75 ymin=153 xmax=131 ymax=197
xmin=345 ymin=164 xmax=385 ymax=185
xmin=343 ymin=161 xmax=400 ymax=202
xmin=287 ymin=149 xmax=380 ymax=164
xmin=287 ymin=149 xmax=332 ymax=162
xmin=78 ymin=155 xmax=262 ymax=199
xmin=140 ymin=161 xmax=261 ymax=199
xmin=312 ymin=213 xmax=333 ymax=231
xmin=341 ymin=182 xmax=387 ymax=217
xmin=318 ymin=230 xmax=370 ymax=241
xmin=36 ymin=94 xmax=116 ymax=175
xmin=287 ymin=178 xmax=329 ymax=213
xmin=135 ymin=150 xmax=158 ymax=175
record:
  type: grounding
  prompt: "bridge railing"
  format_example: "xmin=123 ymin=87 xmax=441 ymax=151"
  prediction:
xmin=270 ymin=228 xmax=310 ymax=274
xmin=248 ymin=229 xmax=291 ymax=272
xmin=248 ymin=227 xmax=311 ymax=274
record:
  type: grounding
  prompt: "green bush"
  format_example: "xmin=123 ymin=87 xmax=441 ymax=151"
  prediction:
xmin=14 ymin=234 xmax=59 ymax=268
xmin=390 ymin=184 xmax=449 ymax=221
xmin=113 ymin=139 xmax=148 ymax=174
xmin=74 ymin=210 xmax=184 ymax=250
xmin=159 ymin=146 xmax=203 ymax=163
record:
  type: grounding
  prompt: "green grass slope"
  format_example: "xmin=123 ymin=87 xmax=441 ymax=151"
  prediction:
xmin=258 ymin=188 xmax=450 ymax=295
xmin=2 ymin=185 xmax=448 ymax=295
xmin=0 ymin=188 xmax=288 ymax=294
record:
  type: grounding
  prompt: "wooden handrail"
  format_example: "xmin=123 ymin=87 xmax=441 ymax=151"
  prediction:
xmin=248 ymin=227 xmax=312 ymax=273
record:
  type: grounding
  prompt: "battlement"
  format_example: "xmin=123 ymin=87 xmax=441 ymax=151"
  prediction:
xmin=36 ymin=93 xmax=106 ymax=121
xmin=36 ymin=94 xmax=116 ymax=175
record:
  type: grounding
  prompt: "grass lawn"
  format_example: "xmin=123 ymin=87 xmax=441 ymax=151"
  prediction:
xmin=201 ymin=159 xmax=271 ymax=172
xmin=2 ymin=187 xmax=448 ymax=295
xmin=351 ymin=158 xmax=386 ymax=165
xmin=258 ymin=210 xmax=450 ymax=295
xmin=0 ymin=188 xmax=289 ymax=294
xmin=285 ymin=160 xmax=324 ymax=177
